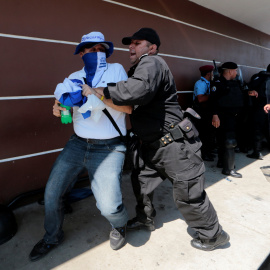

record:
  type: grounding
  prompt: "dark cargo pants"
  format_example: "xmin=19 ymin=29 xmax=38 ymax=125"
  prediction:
xmin=131 ymin=137 xmax=222 ymax=240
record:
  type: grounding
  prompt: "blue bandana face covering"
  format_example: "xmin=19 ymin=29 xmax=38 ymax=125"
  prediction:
xmin=82 ymin=52 xmax=107 ymax=87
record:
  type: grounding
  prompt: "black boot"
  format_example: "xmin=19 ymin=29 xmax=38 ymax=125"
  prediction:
xmin=246 ymin=151 xmax=263 ymax=160
xmin=127 ymin=216 xmax=155 ymax=231
xmin=222 ymin=169 xmax=242 ymax=178
xmin=247 ymin=134 xmax=263 ymax=160
xmin=191 ymin=230 xmax=230 ymax=251
xmin=222 ymin=148 xmax=242 ymax=178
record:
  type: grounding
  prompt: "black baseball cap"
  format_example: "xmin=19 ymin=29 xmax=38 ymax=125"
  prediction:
xmin=122 ymin=28 xmax=161 ymax=48
xmin=221 ymin=62 xmax=238 ymax=70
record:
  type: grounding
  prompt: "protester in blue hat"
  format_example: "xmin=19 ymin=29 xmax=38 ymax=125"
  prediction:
xmin=29 ymin=31 xmax=132 ymax=261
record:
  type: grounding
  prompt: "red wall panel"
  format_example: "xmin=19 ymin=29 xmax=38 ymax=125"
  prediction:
xmin=0 ymin=0 xmax=270 ymax=204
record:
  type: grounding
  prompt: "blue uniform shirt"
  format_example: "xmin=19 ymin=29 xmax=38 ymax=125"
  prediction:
xmin=193 ymin=77 xmax=211 ymax=100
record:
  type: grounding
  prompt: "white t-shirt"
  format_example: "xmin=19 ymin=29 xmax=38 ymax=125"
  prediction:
xmin=68 ymin=63 xmax=128 ymax=139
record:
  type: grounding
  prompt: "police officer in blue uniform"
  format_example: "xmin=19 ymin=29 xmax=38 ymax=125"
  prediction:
xmin=193 ymin=65 xmax=216 ymax=161
xmin=211 ymin=62 xmax=243 ymax=178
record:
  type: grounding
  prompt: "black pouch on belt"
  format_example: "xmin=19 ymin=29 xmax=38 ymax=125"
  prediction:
xmin=182 ymin=108 xmax=200 ymax=137
xmin=178 ymin=118 xmax=195 ymax=139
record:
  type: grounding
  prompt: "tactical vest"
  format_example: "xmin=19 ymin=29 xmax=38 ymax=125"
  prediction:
xmin=256 ymin=73 xmax=270 ymax=99
xmin=217 ymin=80 xmax=244 ymax=108
xmin=249 ymin=71 xmax=270 ymax=107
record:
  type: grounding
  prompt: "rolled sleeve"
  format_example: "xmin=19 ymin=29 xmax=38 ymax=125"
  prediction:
xmin=194 ymin=79 xmax=208 ymax=97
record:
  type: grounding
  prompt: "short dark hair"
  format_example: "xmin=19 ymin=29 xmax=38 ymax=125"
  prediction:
xmin=201 ymin=70 xmax=211 ymax=77
xmin=221 ymin=62 xmax=238 ymax=70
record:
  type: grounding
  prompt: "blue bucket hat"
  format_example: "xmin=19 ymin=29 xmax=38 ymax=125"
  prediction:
xmin=74 ymin=31 xmax=114 ymax=58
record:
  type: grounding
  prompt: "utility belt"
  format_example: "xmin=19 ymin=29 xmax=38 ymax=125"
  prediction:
xmin=144 ymin=108 xmax=201 ymax=150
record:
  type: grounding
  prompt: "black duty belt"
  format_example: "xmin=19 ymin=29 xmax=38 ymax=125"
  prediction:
xmin=144 ymin=123 xmax=185 ymax=150
xmin=144 ymin=108 xmax=200 ymax=150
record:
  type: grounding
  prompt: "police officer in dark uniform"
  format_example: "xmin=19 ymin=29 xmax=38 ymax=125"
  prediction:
xmin=246 ymin=64 xmax=270 ymax=159
xmin=211 ymin=62 xmax=244 ymax=178
xmin=193 ymin=65 xmax=216 ymax=161
xmin=96 ymin=28 xmax=230 ymax=251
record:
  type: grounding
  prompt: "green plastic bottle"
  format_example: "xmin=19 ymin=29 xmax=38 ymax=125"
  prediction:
xmin=60 ymin=104 xmax=72 ymax=124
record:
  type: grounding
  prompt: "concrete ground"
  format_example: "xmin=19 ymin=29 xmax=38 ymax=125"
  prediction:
xmin=1 ymin=150 xmax=270 ymax=270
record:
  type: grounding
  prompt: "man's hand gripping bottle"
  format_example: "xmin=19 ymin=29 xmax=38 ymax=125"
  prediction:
xmin=60 ymin=104 xmax=72 ymax=124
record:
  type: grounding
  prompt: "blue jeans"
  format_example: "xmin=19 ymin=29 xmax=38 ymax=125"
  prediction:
xmin=43 ymin=134 xmax=129 ymax=244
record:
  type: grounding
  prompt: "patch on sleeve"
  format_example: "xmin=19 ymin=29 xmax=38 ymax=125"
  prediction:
xmin=211 ymin=86 xmax=217 ymax=92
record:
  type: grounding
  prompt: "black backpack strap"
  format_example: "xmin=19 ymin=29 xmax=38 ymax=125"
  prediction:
xmin=102 ymin=108 xmax=124 ymax=138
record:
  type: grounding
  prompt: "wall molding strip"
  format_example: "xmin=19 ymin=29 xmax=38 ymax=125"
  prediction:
xmin=0 ymin=149 xmax=63 ymax=163
xmin=0 ymin=33 xmax=77 ymax=45
xmin=0 ymin=95 xmax=55 ymax=101
xmin=0 ymin=33 xmax=265 ymax=70
xmin=103 ymin=0 xmax=270 ymax=51
xmin=0 ymin=92 xmax=192 ymax=101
